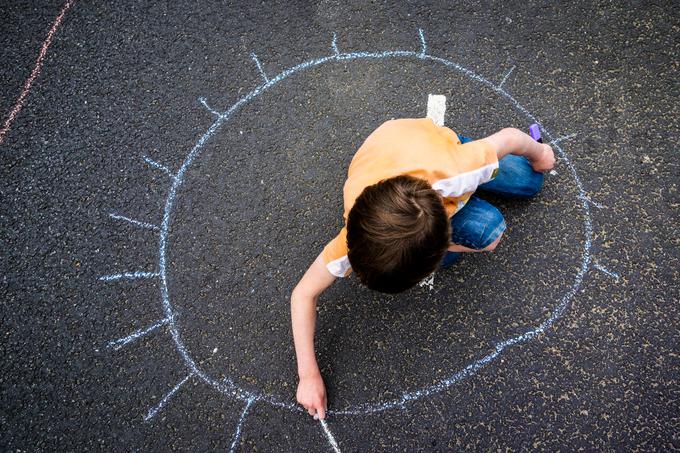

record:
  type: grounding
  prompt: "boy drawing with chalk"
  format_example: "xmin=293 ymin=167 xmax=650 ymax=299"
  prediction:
xmin=290 ymin=107 xmax=555 ymax=420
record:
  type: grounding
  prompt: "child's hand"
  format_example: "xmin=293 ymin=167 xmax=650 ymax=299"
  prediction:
xmin=296 ymin=373 xmax=327 ymax=420
xmin=530 ymin=144 xmax=556 ymax=173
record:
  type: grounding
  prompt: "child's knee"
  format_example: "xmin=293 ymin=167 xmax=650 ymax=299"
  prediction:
xmin=483 ymin=233 xmax=503 ymax=251
xmin=472 ymin=212 xmax=506 ymax=251
xmin=479 ymin=217 xmax=506 ymax=250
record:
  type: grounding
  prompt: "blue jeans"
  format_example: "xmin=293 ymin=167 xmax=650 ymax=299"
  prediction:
xmin=440 ymin=134 xmax=544 ymax=268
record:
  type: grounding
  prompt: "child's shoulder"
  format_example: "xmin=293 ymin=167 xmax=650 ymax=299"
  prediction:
xmin=378 ymin=117 xmax=434 ymax=129
xmin=367 ymin=118 xmax=440 ymax=141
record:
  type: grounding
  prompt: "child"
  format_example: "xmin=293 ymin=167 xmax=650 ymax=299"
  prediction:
xmin=290 ymin=118 xmax=555 ymax=420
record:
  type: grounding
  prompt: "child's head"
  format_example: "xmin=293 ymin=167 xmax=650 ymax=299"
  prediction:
xmin=346 ymin=175 xmax=451 ymax=293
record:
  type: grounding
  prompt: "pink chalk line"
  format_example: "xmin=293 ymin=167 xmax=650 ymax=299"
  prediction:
xmin=0 ymin=0 xmax=75 ymax=146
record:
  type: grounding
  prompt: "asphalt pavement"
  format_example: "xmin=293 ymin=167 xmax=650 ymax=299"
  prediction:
xmin=1 ymin=1 xmax=678 ymax=451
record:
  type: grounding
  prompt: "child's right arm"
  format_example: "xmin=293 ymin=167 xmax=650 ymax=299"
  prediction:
xmin=482 ymin=127 xmax=555 ymax=172
xmin=290 ymin=252 xmax=337 ymax=420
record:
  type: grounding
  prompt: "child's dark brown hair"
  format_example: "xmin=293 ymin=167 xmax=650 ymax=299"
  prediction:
xmin=346 ymin=175 xmax=451 ymax=293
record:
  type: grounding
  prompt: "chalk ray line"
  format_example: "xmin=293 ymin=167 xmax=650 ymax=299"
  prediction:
xmin=107 ymin=317 xmax=170 ymax=351
xmin=144 ymin=372 xmax=195 ymax=421
xmin=331 ymin=32 xmax=340 ymax=55
xmin=250 ymin=53 xmax=269 ymax=83
xmin=418 ymin=28 xmax=427 ymax=56
xmin=320 ymin=419 xmax=341 ymax=453
xmin=593 ymin=263 xmax=619 ymax=280
xmin=549 ymin=133 xmax=578 ymax=146
xmin=229 ymin=397 xmax=256 ymax=453
xmin=198 ymin=97 xmax=220 ymax=117
xmin=0 ymin=0 xmax=75 ymax=145
xmin=109 ymin=213 xmax=159 ymax=231
xmin=498 ymin=65 xmax=516 ymax=89
xmin=155 ymin=43 xmax=593 ymax=415
xmin=143 ymin=155 xmax=177 ymax=181
xmin=579 ymin=193 xmax=604 ymax=209
xmin=99 ymin=271 xmax=159 ymax=282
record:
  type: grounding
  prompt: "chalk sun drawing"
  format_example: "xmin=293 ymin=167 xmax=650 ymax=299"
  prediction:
xmin=100 ymin=29 xmax=615 ymax=450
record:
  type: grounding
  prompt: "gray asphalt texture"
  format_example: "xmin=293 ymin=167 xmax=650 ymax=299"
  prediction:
xmin=1 ymin=1 xmax=679 ymax=451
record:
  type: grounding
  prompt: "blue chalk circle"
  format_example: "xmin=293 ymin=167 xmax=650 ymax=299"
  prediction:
xmin=110 ymin=30 xmax=598 ymax=423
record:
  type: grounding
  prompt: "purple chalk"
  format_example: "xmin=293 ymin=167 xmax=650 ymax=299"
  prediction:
xmin=529 ymin=124 xmax=542 ymax=142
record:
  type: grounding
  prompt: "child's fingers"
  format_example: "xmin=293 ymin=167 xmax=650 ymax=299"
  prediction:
xmin=318 ymin=405 xmax=326 ymax=420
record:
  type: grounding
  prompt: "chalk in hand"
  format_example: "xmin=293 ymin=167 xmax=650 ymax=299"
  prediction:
xmin=529 ymin=123 xmax=543 ymax=143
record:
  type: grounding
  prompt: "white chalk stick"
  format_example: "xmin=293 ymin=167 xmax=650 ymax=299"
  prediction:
xmin=426 ymin=94 xmax=446 ymax=126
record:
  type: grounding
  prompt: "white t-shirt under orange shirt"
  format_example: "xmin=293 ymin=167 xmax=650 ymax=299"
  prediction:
xmin=321 ymin=118 xmax=499 ymax=278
